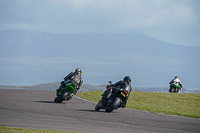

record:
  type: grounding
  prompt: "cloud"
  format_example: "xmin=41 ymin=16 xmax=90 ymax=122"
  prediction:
xmin=0 ymin=0 xmax=198 ymax=30
xmin=48 ymin=0 xmax=197 ymax=27
xmin=0 ymin=0 xmax=199 ymax=45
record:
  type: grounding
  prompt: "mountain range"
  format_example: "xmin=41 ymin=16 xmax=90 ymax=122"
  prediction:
xmin=0 ymin=29 xmax=199 ymax=89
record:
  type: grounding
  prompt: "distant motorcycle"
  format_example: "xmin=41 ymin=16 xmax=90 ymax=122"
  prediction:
xmin=54 ymin=83 xmax=77 ymax=103
xmin=169 ymin=82 xmax=182 ymax=93
xmin=95 ymin=81 xmax=128 ymax=112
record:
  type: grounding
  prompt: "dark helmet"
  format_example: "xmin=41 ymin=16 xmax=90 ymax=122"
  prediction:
xmin=175 ymin=76 xmax=178 ymax=79
xmin=123 ymin=76 xmax=131 ymax=83
xmin=75 ymin=68 xmax=82 ymax=75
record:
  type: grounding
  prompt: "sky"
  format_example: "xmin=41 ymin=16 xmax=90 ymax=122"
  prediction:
xmin=0 ymin=0 xmax=200 ymax=46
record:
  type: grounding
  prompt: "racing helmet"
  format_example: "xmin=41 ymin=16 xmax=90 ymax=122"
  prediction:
xmin=174 ymin=76 xmax=178 ymax=79
xmin=123 ymin=76 xmax=131 ymax=83
xmin=75 ymin=68 xmax=82 ymax=75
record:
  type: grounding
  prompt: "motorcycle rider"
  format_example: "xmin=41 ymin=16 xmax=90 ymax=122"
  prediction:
xmin=56 ymin=68 xmax=83 ymax=95
xmin=169 ymin=76 xmax=182 ymax=92
xmin=101 ymin=76 xmax=132 ymax=108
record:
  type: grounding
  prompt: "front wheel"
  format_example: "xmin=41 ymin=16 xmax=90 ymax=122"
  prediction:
xmin=95 ymin=102 xmax=102 ymax=111
xmin=54 ymin=97 xmax=58 ymax=102
xmin=105 ymin=97 xmax=121 ymax=112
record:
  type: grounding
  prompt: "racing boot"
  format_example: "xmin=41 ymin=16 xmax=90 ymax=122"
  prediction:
xmin=121 ymin=97 xmax=128 ymax=108
xmin=120 ymin=101 xmax=126 ymax=108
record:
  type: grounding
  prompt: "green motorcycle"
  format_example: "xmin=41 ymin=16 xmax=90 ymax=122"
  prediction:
xmin=54 ymin=83 xmax=77 ymax=103
xmin=169 ymin=82 xmax=182 ymax=93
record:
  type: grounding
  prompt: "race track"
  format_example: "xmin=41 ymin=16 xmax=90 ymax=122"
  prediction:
xmin=0 ymin=89 xmax=199 ymax=133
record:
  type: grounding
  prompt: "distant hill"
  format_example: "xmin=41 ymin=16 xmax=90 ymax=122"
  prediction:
xmin=1 ymin=82 xmax=199 ymax=93
xmin=0 ymin=29 xmax=199 ymax=89
xmin=0 ymin=83 xmax=105 ymax=92
xmin=29 ymin=82 xmax=106 ymax=92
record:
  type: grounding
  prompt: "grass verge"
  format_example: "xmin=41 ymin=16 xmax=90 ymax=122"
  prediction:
xmin=0 ymin=126 xmax=85 ymax=133
xmin=77 ymin=91 xmax=200 ymax=119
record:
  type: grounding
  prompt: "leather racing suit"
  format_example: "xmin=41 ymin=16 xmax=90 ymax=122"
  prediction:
xmin=101 ymin=80 xmax=132 ymax=108
xmin=57 ymin=72 xmax=83 ymax=94
xmin=169 ymin=77 xmax=182 ymax=88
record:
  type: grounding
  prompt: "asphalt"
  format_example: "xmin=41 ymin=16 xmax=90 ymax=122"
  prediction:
xmin=0 ymin=89 xmax=199 ymax=133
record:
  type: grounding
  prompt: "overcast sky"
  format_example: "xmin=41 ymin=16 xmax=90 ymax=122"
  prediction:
xmin=0 ymin=0 xmax=199 ymax=46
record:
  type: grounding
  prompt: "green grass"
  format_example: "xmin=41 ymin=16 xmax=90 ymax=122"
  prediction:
xmin=77 ymin=91 xmax=200 ymax=119
xmin=0 ymin=126 xmax=85 ymax=133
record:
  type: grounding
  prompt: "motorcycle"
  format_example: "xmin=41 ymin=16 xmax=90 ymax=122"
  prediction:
xmin=169 ymin=82 xmax=181 ymax=93
xmin=95 ymin=80 xmax=128 ymax=112
xmin=54 ymin=82 xmax=77 ymax=103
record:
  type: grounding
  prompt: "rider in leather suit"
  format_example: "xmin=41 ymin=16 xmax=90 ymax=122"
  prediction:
xmin=102 ymin=76 xmax=132 ymax=108
xmin=56 ymin=68 xmax=83 ymax=95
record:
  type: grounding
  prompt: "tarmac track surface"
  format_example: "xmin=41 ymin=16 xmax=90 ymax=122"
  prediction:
xmin=0 ymin=89 xmax=200 ymax=133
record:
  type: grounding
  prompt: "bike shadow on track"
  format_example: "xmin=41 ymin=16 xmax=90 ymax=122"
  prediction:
xmin=34 ymin=101 xmax=74 ymax=104
xmin=78 ymin=109 xmax=116 ymax=113
xmin=34 ymin=101 xmax=56 ymax=103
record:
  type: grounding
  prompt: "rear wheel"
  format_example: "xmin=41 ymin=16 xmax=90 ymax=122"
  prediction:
xmin=105 ymin=97 xmax=121 ymax=112
xmin=55 ymin=91 xmax=70 ymax=103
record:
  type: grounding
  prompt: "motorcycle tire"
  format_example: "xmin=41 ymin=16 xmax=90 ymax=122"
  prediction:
xmin=95 ymin=102 xmax=101 ymax=111
xmin=169 ymin=88 xmax=175 ymax=93
xmin=54 ymin=97 xmax=58 ymax=102
xmin=105 ymin=97 xmax=121 ymax=112
xmin=169 ymin=88 xmax=172 ymax=93
xmin=55 ymin=91 xmax=70 ymax=103
xmin=175 ymin=88 xmax=180 ymax=93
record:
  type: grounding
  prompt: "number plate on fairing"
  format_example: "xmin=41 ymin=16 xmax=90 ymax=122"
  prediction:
xmin=121 ymin=92 xmax=126 ymax=97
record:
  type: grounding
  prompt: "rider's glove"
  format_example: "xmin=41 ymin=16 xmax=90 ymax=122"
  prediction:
xmin=123 ymin=90 xmax=128 ymax=95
